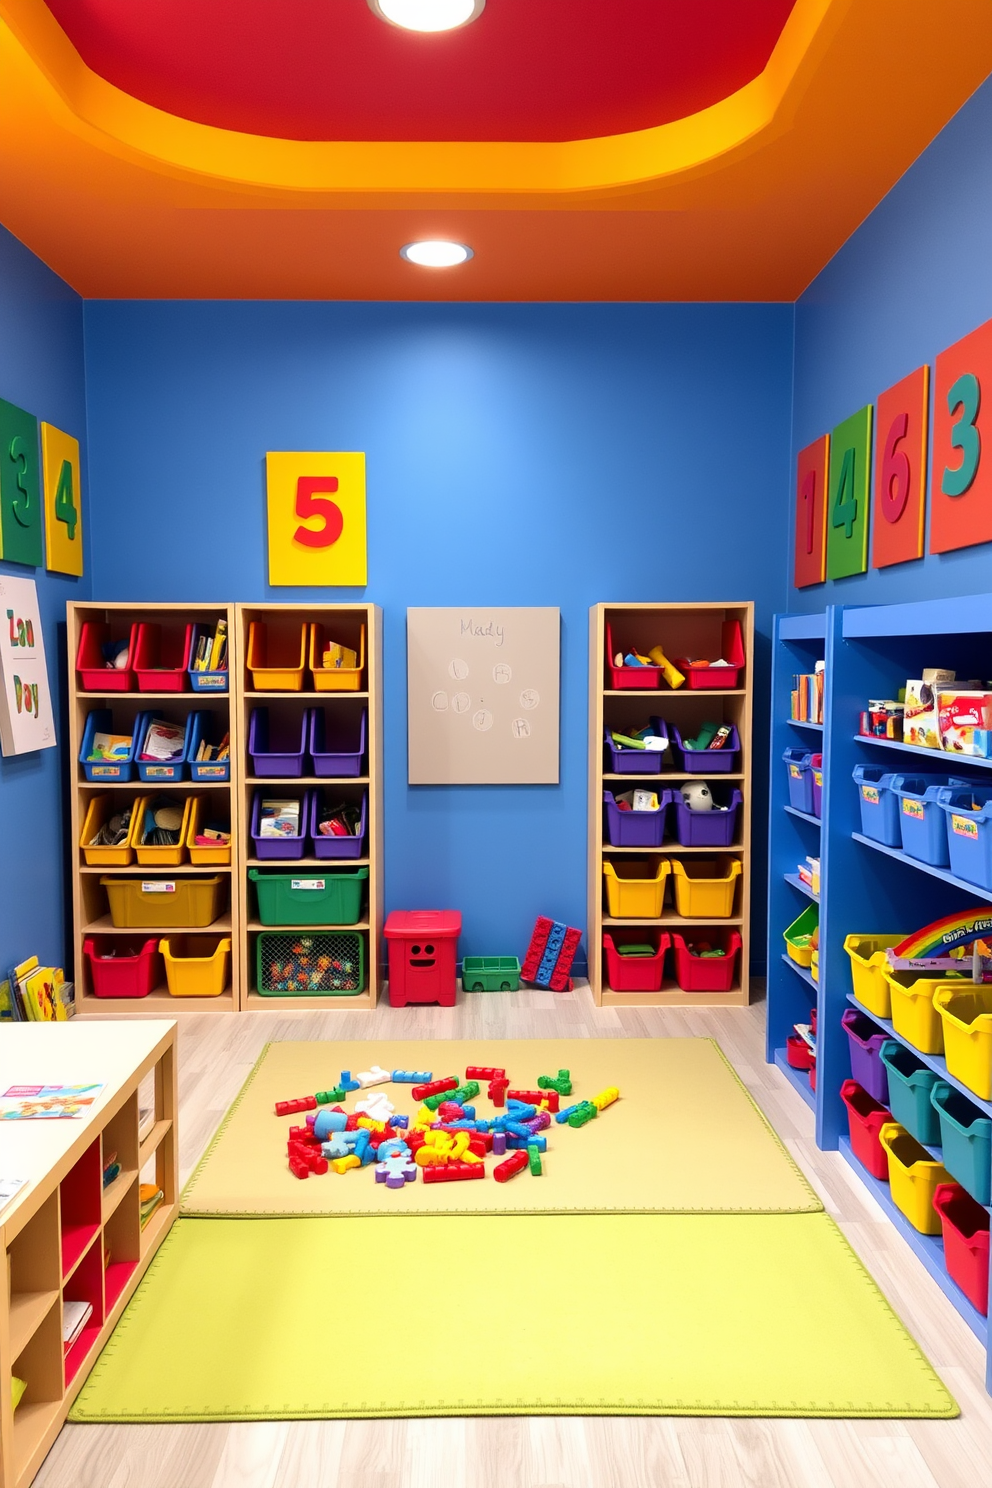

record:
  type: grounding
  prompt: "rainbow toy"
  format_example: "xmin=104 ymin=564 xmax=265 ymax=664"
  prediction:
xmin=888 ymin=908 xmax=992 ymax=968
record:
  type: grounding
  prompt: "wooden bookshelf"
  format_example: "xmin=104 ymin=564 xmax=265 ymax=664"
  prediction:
xmin=0 ymin=1021 xmax=177 ymax=1488
xmin=235 ymin=603 xmax=383 ymax=1010
xmin=588 ymin=602 xmax=754 ymax=1007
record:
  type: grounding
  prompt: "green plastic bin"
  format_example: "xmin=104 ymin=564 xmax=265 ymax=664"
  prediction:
xmin=930 ymin=1081 xmax=992 ymax=1205
xmin=879 ymin=1040 xmax=941 ymax=1146
xmin=461 ymin=956 xmax=521 ymax=992
xmin=256 ymin=930 xmax=365 ymax=996
xmin=248 ymin=866 xmax=368 ymax=926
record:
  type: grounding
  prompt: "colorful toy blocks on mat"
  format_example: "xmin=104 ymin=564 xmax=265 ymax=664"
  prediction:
xmin=520 ymin=916 xmax=582 ymax=991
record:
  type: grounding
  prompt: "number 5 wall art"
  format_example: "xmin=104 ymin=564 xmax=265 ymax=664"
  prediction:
xmin=266 ymin=452 xmax=368 ymax=586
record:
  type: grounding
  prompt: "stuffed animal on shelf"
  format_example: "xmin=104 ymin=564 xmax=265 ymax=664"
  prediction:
xmin=680 ymin=781 xmax=713 ymax=811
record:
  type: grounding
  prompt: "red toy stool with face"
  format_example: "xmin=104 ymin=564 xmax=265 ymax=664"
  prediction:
xmin=384 ymin=910 xmax=461 ymax=1007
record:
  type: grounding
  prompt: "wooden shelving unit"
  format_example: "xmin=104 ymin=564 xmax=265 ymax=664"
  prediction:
xmin=588 ymin=602 xmax=754 ymax=1007
xmin=0 ymin=1021 xmax=177 ymax=1488
xmin=236 ymin=603 xmax=383 ymax=1010
xmin=68 ymin=602 xmax=240 ymax=1017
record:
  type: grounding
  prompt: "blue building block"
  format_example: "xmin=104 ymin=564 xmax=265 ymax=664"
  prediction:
xmin=535 ymin=921 xmax=567 ymax=987
xmin=339 ymin=1070 xmax=361 ymax=1092
xmin=555 ymin=1103 xmax=582 ymax=1124
xmin=391 ymin=1114 xmax=410 ymax=1129
xmin=313 ymin=1109 xmax=348 ymax=1141
xmin=392 ymin=1070 xmax=431 ymax=1083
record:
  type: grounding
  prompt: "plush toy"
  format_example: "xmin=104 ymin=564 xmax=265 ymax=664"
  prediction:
xmin=680 ymin=781 xmax=713 ymax=811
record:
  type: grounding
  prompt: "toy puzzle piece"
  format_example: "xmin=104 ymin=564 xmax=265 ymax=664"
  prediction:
xmin=321 ymin=1134 xmax=353 ymax=1159
xmin=356 ymin=1091 xmax=395 ymax=1119
xmin=357 ymin=1065 xmax=391 ymax=1088
xmin=374 ymin=1153 xmax=418 ymax=1189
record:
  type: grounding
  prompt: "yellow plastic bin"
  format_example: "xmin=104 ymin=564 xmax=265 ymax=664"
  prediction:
xmin=161 ymin=935 xmax=231 ymax=997
xmin=185 ymin=795 xmax=232 ymax=866
xmin=783 ymin=904 xmax=818 ymax=968
xmin=933 ymin=985 xmax=992 ymax=1100
xmin=671 ymin=858 xmax=741 ymax=919
xmin=309 ymin=622 xmax=365 ymax=692
xmin=100 ymin=875 xmax=226 ymax=929
xmin=79 ymin=794 xmax=142 ymax=867
xmin=602 ymin=858 xmax=670 ymax=918
xmin=133 ymin=796 xmax=193 ymax=866
xmin=843 ymin=934 xmax=906 ymax=1018
xmin=247 ymin=620 xmax=307 ymax=691
xmin=811 ymin=949 xmax=820 ymax=984
xmin=879 ymin=1122 xmax=950 ymax=1234
xmin=884 ymin=969 xmax=965 ymax=1055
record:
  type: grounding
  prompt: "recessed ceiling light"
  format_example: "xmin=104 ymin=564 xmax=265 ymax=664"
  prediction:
xmin=400 ymin=240 xmax=474 ymax=268
xmin=369 ymin=0 xmax=485 ymax=33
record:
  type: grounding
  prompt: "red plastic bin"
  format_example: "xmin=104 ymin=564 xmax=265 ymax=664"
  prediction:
xmin=933 ymin=1182 xmax=990 ymax=1315
xmin=670 ymin=929 xmax=742 ymax=992
xmin=674 ymin=619 xmax=745 ymax=689
xmin=840 ymin=1078 xmax=891 ymax=1180
xmin=385 ymin=910 xmax=460 ymax=1008
xmin=75 ymin=621 xmax=138 ymax=692
xmin=787 ymin=1034 xmax=814 ymax=1071
xmin=602 ymin=931 xmax=670 ymax=992
xmin=605 ymin=622 xmax=663 ymax=690
xmin=83 ymin=936 xmax=161 ymax=998
xmin=133 ymin=622 xmax=193 ymax=692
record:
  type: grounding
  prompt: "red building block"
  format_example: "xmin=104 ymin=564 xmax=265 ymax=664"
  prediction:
xmin=289 ymin=1157 xmax=310 ymax=1180
xmin=411 ymin=1077 xmax=458 ymax=1102
xmin=508 ymin=1088 xmax=559 ymax=1112
xmin=488 ymin=1078 xmax=509 ymax=1107
xmin=406 ymin=1129 xmax=427 ymax=1153
xmin=521 ymin=916 xmax=554 ymax=983
xmin=466 ymin=1066 xmax=505 ymax=1081
xmin=422 ymin=1162 xmax=485 ymax=1183
xmin=437 ymin=1102 xmax=464 ymax=1121
xmin=493 ymin=1151 xmax=529 ymax=1183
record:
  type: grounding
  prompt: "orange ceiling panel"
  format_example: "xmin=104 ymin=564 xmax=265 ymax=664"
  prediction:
xmin=1 ymin=0 xmax=991 ymax=301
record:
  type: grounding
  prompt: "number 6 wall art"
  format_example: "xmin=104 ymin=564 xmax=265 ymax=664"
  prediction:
xmin=872 ymin=366 xmax=929 ymax=568
xmin=266 ymin=451 xmax=368 ymax=586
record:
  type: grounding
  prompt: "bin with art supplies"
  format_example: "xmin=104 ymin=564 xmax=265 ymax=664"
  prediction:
xmin=309 ymin=791 xmax=367 ymax=860
xmin=83 ymin=936 xmax=161 ymax=999
xmin=99 ymin=875 xmax=226 ymax=929
xmin=79 ymin=794 xmax=142 ymax=867
xmin=889 ymin=774 xmax=970 ymax=868
xmin=783 ymin=904 xmax=818 ymax=970
xmin=248 ymin=707 xmax=309 ymax=778
xmin=309 ymin=706 xmax=367 ymax=777
xmin=604 ymin=621 xmax=666 ymax=690
xmin=135 ymin=713 xmax=192 ymax=783
xmin=878 ymin=1040 xmax=941 ymax=1146
xmin=602 ymin=857 xmax=670 ymax=918
xmin=671 ymin=929 xmax=742 ymax=992
xmin=665 ymin=719 xmax=740 ymax=773
xmin=670 ymin=857 xmax=741 ymax=918
xmin=79 ymin=708 xmax=150 ymax=783
xmin=187 ymin=620 xmax=229 ymax=692
xmin=933 ymin=984 xmax=992 ymax=1099
xmin=132 ymin=621 xmax=194 ymax=692
xmin=604 ymin=722 xmax=668 ymax=774
xmin=883 ymin=966 xmax=965 ymax=1055
xmin=75 ymin=620 xmax=138 ymax=691
xmin=602 ymin=930 xmax=671 ymax=992
xmin=672 ymin=782 xmax=742 ymax=848
xmin=256 ymin=930 xmax=366 ymax=996
xmin=852 ymin=765 xmax=901 ymax=846
xmin=160 ymin=935 xmax=231 ymax=998
xmin=133 ymin=796 xmax=193 ymax=866
xmin=673 ymin=619 xmax=745 ymax=689
xmin=936 ymin=785 xmax=992 ymax=890
xmin=840 ymin=1080 xmax=892 ymax=1181
xmin=930 ymin=1083 xmax=992 ymax=1205
xmin=878 ymin=1123 xmax=949 ymax=1234
xmin=602 ymin=787 xmax=673 ymax=848
xmin=247 ymin=619 xmax=308 ymax=691
xmin=249 ymin=867 xmax=368 ymax=927
xmin=843 ymin=933 xmax=906 ymax=1018
xmin=841 ymin=1008 xmax=889 ymax=1102
xmin=309 ymin=622 xmax=366 ymax=692
xmin=250 ymin=789 xmax=310 ymax=861
xmin=185 ymin=796 xmax=232 ymax=866
xmin=187 ymin=711 xmax=231 ymax=782
xmin=932 ymin=1184 xmax=990 ymax=1316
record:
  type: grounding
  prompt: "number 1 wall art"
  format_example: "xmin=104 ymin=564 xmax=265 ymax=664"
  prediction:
xmin=266 ymin=452 xmax=367 ymax=585
xmin=793 ymin=434 xmax=829 ymax=588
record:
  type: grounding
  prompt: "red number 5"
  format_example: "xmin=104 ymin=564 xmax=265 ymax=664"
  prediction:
xmin=294 ymin=477 xmax=343 ymax=548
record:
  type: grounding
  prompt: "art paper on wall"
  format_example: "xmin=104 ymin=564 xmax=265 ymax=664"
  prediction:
xmin=0 ymin=574 xmax=56 ymax=756
xmin=407 ymin=607 xmax=560 ymax=784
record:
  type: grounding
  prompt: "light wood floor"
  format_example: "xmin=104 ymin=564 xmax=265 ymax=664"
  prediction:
xmin=36 ymin=988 xmax=992 ymax=1488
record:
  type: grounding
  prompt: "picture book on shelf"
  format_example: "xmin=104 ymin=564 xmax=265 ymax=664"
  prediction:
xmin=4 ymin=956 xmax=74 ymax=1021
xmin=0 ymin=1084 xmax=104 ymax=1119
xmin=259 ymin=798 xmax=301 ymax=837
xmin=140 ymin=718 xmax=186 ymax=761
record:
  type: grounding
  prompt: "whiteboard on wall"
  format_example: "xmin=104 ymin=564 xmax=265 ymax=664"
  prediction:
xmin=407 ymin=607 xmax=560 ymax=784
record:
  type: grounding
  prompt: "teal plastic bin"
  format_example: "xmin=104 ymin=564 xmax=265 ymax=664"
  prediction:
xmin=931 ymin=1081 xmax=992 ymax=1205
xmin=879 ymin=1039 xmax=941 ymax=1146
xmin=248 ymin=866 xmax=368 ymax=926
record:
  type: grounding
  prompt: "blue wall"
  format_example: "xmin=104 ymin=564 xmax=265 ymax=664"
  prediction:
xmin=791 ymin=77 xmax=992 ymax=611
xmin=83 ymin=302 xmax=794 ymax=963
xmin=0 ymin=225 xmax=89 ymax=977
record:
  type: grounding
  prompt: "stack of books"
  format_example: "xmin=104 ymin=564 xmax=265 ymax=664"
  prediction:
xmin=790 ymin=666 xmax=824 ymax=724
xmin=140 ymin=1184 xmax=164 ymax=1229
xmin=192 ymin=620 xmax=228 ymax=673
xmin=0 ymin=956 xmax=73 ymax=1021
xmin=259 ymin=798 xmax=301 ymax=838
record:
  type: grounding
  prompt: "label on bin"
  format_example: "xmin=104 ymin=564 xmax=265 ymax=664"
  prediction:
xmin=789 ymin=766 xmax=802 ymax=779
xmin=141 ymin=881 xmax=176 ymax=893
xmin=197 ymin=676 xmax=225 ymax=689
xmin=861 ymin=786 xmax=880 ymax=804
xmin=952 ymin=814 xmax=979 ymax=839
xmin=92 ymin=765 xmax=121 ymax=777
xmin=291 ymin=879 xmax=325 ymax=890
xmin=813 ymin=771 xmax=822 ymax=787
xmin=197 ymin=766 xmax=226 ymax=777
xmin=902 ymin=799 xmax=925 ymax=820
xmin=144 ymin=766 xmax=173 ymax=778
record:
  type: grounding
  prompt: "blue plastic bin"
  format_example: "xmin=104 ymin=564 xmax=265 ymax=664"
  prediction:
xmin=135 ymin=712 xmax=194 ymax=783
xmin=890 ymin=774 xmax=970 ymax=868
xmin=79 ymin=708 xmax=151 ymax=783
xmin=936 ymin=785 xmax=992 ymax=890
xmin=879 ymin=1039 xmax=941 ymax=1145
xmin=187 ymin=711 xmax=231 ymax=783
xmin=931 ymin=1081 xmax=992 ymax=1205
xmin=187 ymin=622 xmax=229 ymax=693
xmin=853 ymin=764 xmax=900 ymax=846
xmin=784 ymin=749 xmax=815 ymax=813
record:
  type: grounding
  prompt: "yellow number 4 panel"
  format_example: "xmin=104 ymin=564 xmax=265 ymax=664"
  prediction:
xmin=826 ymin=404 xmax=873 ymax=580
xmin=266 ymin=452 xmax=367 ymax=587
xmin=41 ymin=422 xmax=83 ymax=576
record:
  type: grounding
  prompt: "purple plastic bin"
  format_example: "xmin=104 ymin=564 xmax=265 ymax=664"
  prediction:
xmin=605 ymin=725 xmax=667 ymax=775
xmin=603 ymin=789 xmax=672 ymax=847
xmin=666 ymin=721 xmax=740 ymax=774
xmin=248 ymin=708 xmax=310 ymax=778
xmin=309 ymin=708 xmax=366 ymax=778
xmin=842 ymin=1008 xmax=890 ymax=1104
xmin=310 ymin=793 xmax=367 ymax=859
xmin=673 ymin=787 xmax=743 ymax=847
xmin=250 ymin=789 xmax=310 ymax=860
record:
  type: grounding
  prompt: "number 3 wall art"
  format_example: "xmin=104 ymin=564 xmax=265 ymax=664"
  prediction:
xmin=266 ymin=451 xmax=368 ymax=586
